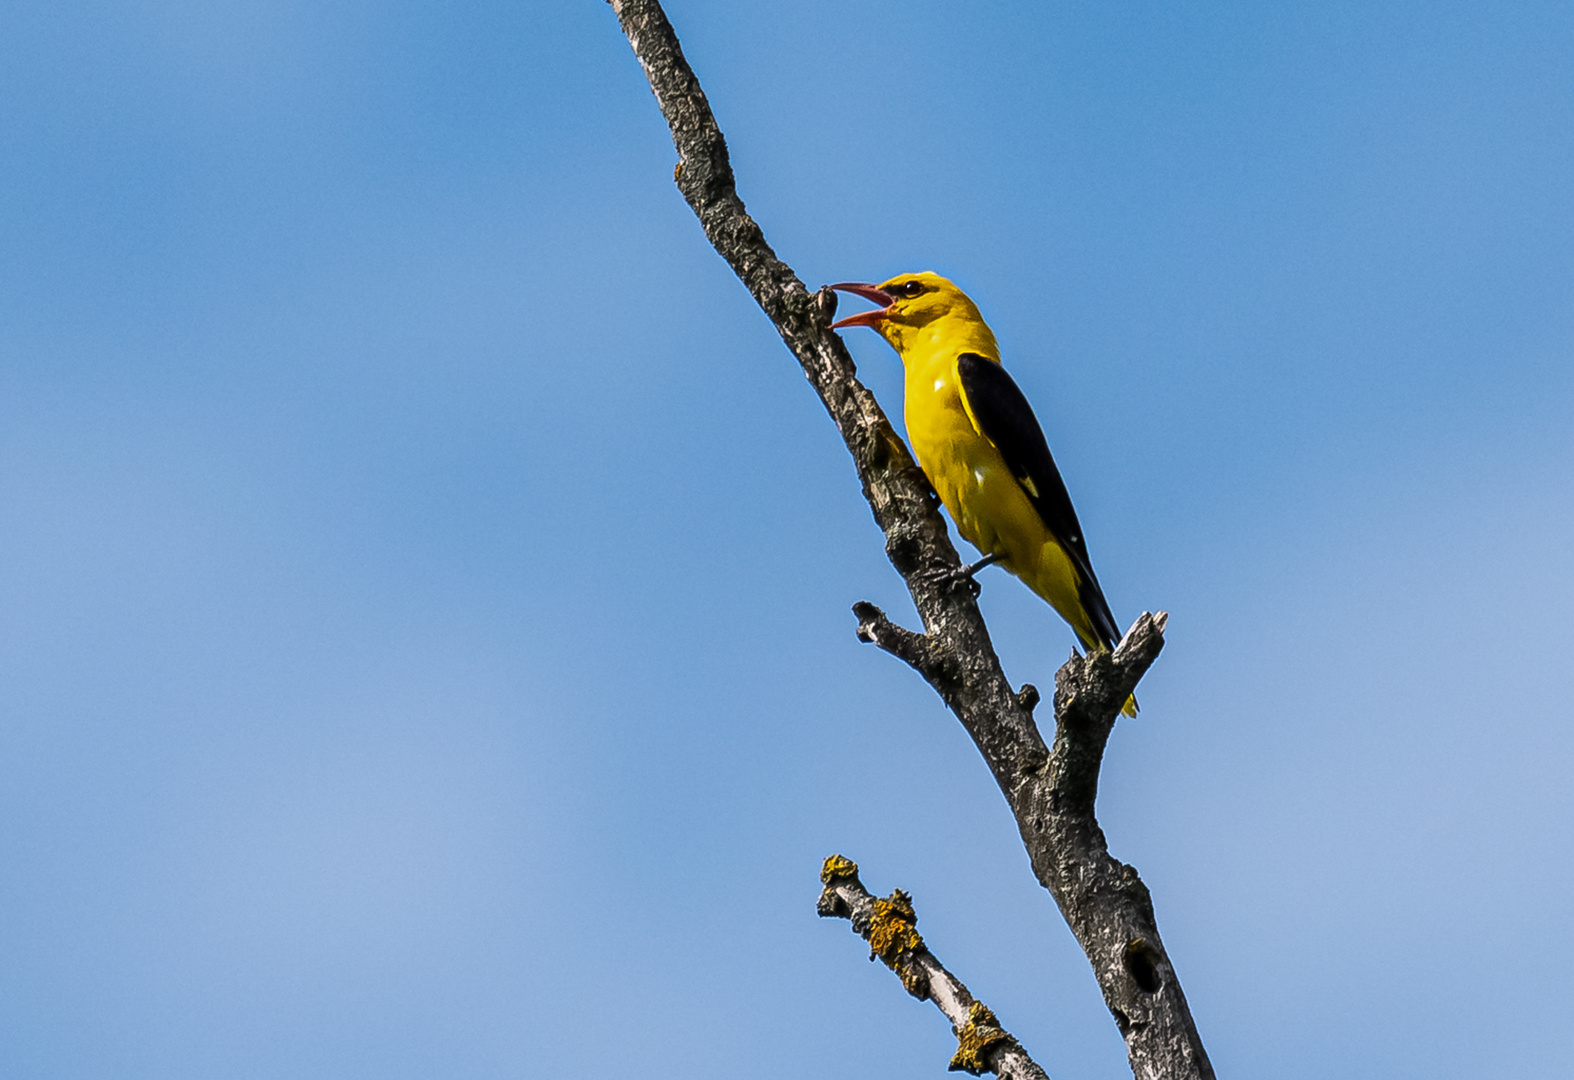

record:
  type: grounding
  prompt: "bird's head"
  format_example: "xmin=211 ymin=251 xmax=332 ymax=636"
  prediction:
xmin=828 ymin=271 xmax=988 ymax=356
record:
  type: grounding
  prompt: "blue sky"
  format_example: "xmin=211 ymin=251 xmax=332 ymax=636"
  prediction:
xmin=2 ymin=2 xmax=1571 ymax=1077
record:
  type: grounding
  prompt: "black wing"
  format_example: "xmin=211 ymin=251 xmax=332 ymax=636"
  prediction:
xmin=956 ymin=352 xmax=1121 ymax=650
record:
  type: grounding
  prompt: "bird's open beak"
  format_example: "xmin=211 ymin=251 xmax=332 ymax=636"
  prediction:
xmin=828 ymin=282 xmax=894 ymax=329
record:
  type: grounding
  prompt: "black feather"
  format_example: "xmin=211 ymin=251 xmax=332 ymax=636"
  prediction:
xmin=956 ymin=353 xmax=1121 ymax=649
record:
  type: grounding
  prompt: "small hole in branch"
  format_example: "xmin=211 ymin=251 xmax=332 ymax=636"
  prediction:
xmin=1123 ymin=938 xmax=1162 ymax=994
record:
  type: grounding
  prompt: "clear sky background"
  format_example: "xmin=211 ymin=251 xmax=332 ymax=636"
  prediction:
xmin=3 ymin=2 xmax=1571 ymax=1077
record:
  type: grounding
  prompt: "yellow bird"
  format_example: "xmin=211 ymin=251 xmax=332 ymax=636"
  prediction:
xmin=831 ymin=272 xmax=1136 ymax=716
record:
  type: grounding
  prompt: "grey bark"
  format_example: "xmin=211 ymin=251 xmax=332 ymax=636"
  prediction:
xmin=607 ymin=3 xmax=1214 ymax=1077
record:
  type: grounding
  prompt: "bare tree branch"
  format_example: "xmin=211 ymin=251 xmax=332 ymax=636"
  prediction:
xmin=818 ymin=856 xmax=1052 ymax=1080
xmin=608 ymin=3 xmax=1213 ymax=1077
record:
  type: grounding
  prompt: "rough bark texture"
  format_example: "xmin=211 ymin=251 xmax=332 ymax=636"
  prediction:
xmin=608 ymin=3 xmax=1213 ymax=1077
xmin=817 ymin=855 xmax=1051 ymax=1080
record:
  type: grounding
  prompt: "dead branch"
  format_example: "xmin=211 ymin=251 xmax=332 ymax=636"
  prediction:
xmin=608 ymin=3 xmax=1212 ymax=1077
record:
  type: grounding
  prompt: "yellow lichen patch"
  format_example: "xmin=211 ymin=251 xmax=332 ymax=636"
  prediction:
xmin=867 ymin=889 xmax=929 ymax=1000
xmin=948 ymin=1001 xmax=1013 ymax=1076
xmin=867 ymin=889 xmax=923 ymax=962
xmin=820 ymin=854 xmax=859 ymax=884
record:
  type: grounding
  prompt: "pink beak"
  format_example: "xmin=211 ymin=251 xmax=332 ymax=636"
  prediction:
xmin=828 ymin=282 xmax=894 ymax=329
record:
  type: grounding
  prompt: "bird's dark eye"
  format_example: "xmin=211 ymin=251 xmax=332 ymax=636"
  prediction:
xmin=892 ymin=281 xmax=926 ymax=298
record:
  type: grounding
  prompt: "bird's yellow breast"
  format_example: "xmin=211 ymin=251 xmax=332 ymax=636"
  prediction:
xmin=902 ymin=348 xmax=1032 ymax=561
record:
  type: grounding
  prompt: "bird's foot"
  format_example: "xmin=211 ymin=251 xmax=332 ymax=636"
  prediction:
xmin=922 ymin=553 xmax=1001 ymax=596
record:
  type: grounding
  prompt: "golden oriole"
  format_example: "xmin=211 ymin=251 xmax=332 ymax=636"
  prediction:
xmin=831 ymin=271 xmax=1136 ymax=716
